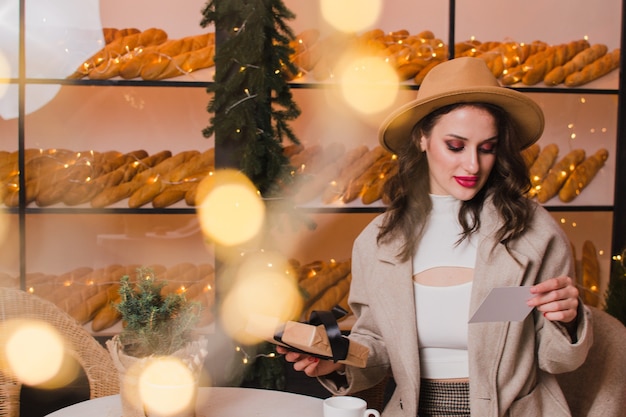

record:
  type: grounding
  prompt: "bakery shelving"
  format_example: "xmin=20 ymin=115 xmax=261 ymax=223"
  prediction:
xmin=272 ymin=0 xmax=624 ymax=305
xmin=0 ymin=0 xmax=624 ymax=326
xmin=280 ymin=0 xmax=619 ymax=210
xmin=450 ymin=0 xmax=625 ymax=305
xmin=453 ymin=0 xmax=623 ymax=304
xmin=0 ymin=1 xmax=220 ymax=335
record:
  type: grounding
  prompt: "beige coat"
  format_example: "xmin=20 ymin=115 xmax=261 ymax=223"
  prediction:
xmin=556 ymin=305 xmax=626 ymax=417
xmin=321 ymin=200 xmax=592 ymax=417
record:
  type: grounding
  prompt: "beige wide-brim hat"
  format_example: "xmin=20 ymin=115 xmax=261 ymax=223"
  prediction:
xmin=379 ymin=57 xmax=545 ymax=154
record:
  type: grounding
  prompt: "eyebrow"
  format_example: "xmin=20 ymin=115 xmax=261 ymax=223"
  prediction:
xmin=445 ymin=134 xmax=499 ymax=143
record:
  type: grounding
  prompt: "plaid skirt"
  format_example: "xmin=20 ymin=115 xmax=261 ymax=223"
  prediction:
xmin=418 ymin=379 xmax=470 ymax=417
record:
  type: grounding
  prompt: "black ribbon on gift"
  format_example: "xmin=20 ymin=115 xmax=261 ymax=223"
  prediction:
xmin=274 ymin=305 xmax=350 ymax=363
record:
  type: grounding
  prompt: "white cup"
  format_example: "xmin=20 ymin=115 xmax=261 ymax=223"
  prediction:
xmin=323 ymin=396 xmax=381 ymax=417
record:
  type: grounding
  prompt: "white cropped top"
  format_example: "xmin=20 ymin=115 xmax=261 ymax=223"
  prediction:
xmin=412 ymin=194 xmax=477 ymax=275
xmin=414 ymin=282 xmax=472 ymax=379
xmin=413 ymin=195 xmax=477 ymax=379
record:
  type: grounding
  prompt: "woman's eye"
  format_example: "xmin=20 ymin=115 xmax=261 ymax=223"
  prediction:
xmin=479 ymin=143 xmax=497 ymax=154
xmin=446 ymin=141 xmax=464 ymax=152
xmin=445 ymin=140 xmax=497 ymax=153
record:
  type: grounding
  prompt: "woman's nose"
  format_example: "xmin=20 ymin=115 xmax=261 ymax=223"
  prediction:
xmin=463 ymin=148 xmax=479 ymax=173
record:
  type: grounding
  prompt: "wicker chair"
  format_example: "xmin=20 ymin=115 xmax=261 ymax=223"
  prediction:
xmin=556 ymin=305 xmax=626 ymax=417
xmin=352 ymin=373 xmax=392 ymax=413
xmin=0 ymin=287 xmax=119 ymax=417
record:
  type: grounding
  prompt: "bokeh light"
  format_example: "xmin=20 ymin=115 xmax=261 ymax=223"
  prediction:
xmin=320 ymin=0 xmax=382 ymax=33
xmin=0 ymin=0 xmax=104 ymax=118
xmin=337 ymin=55 xmax=399 ymax=114
xmin=196 ymin=169 xmax=265 ymax=247
xmin=0 ymin=210 xmax=10 ymax=245
xmin=220 ymin=251 xmax=303 ymax=345
xmin=1 ymin=319 xmax=78 ymax=387
xmin=0 ymin=50 xmax=10 ymax=99
xmin=139 ymin=356 xmax=196 ymax=417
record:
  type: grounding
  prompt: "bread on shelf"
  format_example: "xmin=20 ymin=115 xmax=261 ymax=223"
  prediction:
xmin=20 ymin=263 xmax=216 ymax=333
xmin=282 ymin=28 xmax=619 ymax=87
xmin=68 ymin=28 xmax=216 ymax=81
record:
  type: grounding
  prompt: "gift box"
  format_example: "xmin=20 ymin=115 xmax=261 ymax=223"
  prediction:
xmin=279 ymin=320 xmax=368 ymax=367
xmin=248 ymin=310 xmax=369 ymax=368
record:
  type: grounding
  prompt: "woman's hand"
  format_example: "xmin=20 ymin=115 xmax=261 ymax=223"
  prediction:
xmin=527 ymin=276 xmax=579 ymax=324
xmin=276 ymin=346 xmax=345 ymax=377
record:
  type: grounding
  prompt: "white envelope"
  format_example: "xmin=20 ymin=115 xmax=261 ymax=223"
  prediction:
xmin=469 ymin=286 xmax=534 ymax=323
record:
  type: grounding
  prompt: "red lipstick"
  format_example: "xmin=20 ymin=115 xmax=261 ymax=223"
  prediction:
xmin=455 ymin=176 xmax=479 ymax=188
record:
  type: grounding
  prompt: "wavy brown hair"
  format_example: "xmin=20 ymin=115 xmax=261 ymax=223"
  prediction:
xmin=377 ymin=102 xmax=535 ymax=261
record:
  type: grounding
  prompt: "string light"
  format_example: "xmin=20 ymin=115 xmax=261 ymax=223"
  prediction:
xmin=225 ymin=88 xmax=258 ymax=114
xmin=235 ymin=345 xmax=278 ymax=365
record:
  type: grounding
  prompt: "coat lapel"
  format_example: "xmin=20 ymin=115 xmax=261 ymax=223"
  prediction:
xmin=468 ymin=205 xmax=531 ymax=407
xmin=371 ymin=237 xmax=421 ymax=393
xmin=470 ymin=201 xmax=531 ymax=315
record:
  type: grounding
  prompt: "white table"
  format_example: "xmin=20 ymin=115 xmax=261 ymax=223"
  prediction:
xmin=44 ymin=386 xmax=324 ymax=417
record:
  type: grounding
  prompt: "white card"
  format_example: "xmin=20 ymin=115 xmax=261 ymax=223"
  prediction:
xmin=469 ymin=286 xmax=534 ymax=323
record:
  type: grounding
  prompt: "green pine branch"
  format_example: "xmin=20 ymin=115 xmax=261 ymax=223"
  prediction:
xmin=201 ymin=0 xmax=301 ymax=196
xmin=240 ymin=342 xmax=286 ymax=390
xmin=604 ymin=253 xmax=626 ymax=326
xmin=115 ymin=268 xmax=201 ymax=357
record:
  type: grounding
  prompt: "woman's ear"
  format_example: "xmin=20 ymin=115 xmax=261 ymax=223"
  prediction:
xmin=419 ymin=136 xmax=427 ymax=152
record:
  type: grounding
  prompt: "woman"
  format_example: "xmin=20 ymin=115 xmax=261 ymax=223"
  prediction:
xmin=279 ymin=57 xmax=591 ymax=416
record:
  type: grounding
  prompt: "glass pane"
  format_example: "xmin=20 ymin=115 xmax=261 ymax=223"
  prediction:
xmin=24 ymin=0 xmax=105 ymax=79
xmin=532 ymin=92 xmax=616 ymax=207
xmin=0 ymin=211 xmax=19 ymax=287
xmin=25 ymin=213 xmax=214 ymax=334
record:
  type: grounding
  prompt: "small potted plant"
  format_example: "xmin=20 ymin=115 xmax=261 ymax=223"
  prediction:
xmin=106 ymin=267 xmax=208 ymax=417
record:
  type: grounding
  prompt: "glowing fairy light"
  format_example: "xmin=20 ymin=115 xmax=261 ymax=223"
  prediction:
xmin=235 ymin=345 xmax=277 ymax=365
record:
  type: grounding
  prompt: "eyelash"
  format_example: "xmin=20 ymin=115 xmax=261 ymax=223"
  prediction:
xmin=446 ymin=143 xmax=497 ymax=154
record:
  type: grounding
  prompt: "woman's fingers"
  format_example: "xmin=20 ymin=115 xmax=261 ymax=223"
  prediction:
xmin=277 ymin=345 xmax=345 ymax=376
xmin=528 ymin=276 xmax=579 ymax=323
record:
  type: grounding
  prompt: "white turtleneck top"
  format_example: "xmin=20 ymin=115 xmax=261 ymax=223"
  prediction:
xmin=413 ymin=194 xmax=477 ymax=379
